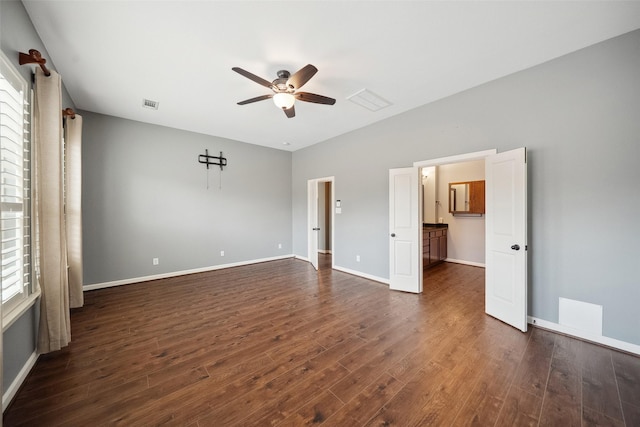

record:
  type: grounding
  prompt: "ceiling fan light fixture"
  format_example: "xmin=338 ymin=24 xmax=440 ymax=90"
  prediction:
xmin=273 ymin=92 xmax=295 ymax=110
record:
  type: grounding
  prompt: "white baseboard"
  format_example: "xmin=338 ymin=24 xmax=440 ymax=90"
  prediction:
xmin=292 ymin=256 xmax=388 ymax=285
xmin=83 ymin=255 xmax=294 ymax=291
xmin=3 ymin=351 xmax=38 ymax=412
xmin=528 ymin=316 xmax=640 ymax=356
xmin=445 ymin=258 xmax=486 ymax=268
xmin=332 ymin=265 xmax=389 ymax=286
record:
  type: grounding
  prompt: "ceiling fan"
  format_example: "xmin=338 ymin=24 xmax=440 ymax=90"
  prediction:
xmin=232 ymin=64 xmax=336 ymax=118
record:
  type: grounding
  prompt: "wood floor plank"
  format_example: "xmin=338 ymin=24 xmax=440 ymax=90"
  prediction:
xmin=494 ymin=386 xmax=542 ymax=427
xmin=583 ymin=406 xmax=626 ymax=427
xmin=363 ymin=361 xmax=449 ymax=427
xmin=539 ymin=394 xmax=581 ymax=426
xmin=621 ymin=401 xmax=640 ymax=427
xmin=413 ymin=348 xmax=488 ymax=426
xmin=4 ymin=257 xmax=640 ymax=427
xmin=322 ymin=373 xmax=404 ymax=426
xmin=510 ymin=327 xmax=556 ymax=397
xmin=330 ymin=321 xmax=423 ymax=403
xmin=544 ymin=334 xmax=583 ymax=409
xmin=582 ymin=341 xmax=625 ymax=421
xmin=612 ymin=350 xmax=640 ymax=406
xmin=451 ymin=350 xmax=520 ymax=426
xmin=198 ymin=362 xmax=349 ymax=426
xmin=276 ymin=390 xmax=345 ymax=427
xmin=232 ymin=362 xmax=350 ymax=426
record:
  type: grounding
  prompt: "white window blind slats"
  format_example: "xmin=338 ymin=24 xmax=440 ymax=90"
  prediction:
xmin=1 ymin=52 xmax=31 ymax=313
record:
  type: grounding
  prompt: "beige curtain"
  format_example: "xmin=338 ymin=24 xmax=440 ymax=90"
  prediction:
xmin=34 ymin=67 xmax=71 ymax=353
xmin=65 ymin=114 xmax=83 ymax=308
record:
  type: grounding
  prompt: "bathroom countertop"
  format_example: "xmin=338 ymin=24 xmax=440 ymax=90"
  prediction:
xmin=423 ymin=223 xmax=448 ymax=229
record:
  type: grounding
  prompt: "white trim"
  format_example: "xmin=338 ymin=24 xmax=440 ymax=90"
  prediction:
xmin=332 ymin=265 xmax=389 ymax=286
xmin=444 ymin=258 xmax=486 ymax=268
xmin=3 ymin=351 xmax=38 ymax=412
xmin=528 ymin=316 xmax=640 ymax=356
xmin=83 ymin=255 xmax=294 ymax=291
xmin=414 ymin=149 xmax=497 ymax=168
xmin=294 ymin=258 xmax=388 ymax=285
xmin=317 ymin=249 xmax=332 ymax=254
xmin=2 ymin=289 xmax=41 ymax=332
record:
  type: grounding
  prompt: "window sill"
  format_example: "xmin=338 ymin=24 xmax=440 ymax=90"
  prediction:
xmin=2 ymin=290 xmax=41 ymax=332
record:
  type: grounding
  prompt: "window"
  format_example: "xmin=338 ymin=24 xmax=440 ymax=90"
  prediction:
xmin=1 ymin=51 xmax=32 ymax=320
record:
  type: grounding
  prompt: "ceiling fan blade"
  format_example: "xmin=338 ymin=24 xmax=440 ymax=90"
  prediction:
xmin=295 ymin=92 xmax=336 ymax=105
xmin=237 ymin=94 xmax=273 ymax=105
xmin=287 ymin=64 xmax=318 ymax=90
xmin=284 ymin=105 xmax=295 ymax=118
xmin=232 ymin=67 xmax=273 ymax=89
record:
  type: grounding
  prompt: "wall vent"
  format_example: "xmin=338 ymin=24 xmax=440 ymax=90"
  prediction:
xmin=142 ymin=98 xmax=159 ymax=110
xmin=559 ymin=297 xmax=603 ymax=336
xmin=347 ymin=88 xmax=391 ymax=112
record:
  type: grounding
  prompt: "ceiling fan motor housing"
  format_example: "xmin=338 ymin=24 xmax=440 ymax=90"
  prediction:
xmin=274 ymin=70 xmax=292 ymax=91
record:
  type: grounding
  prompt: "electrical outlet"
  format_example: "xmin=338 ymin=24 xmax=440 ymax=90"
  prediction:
xmin=220 ymin=250 xmax=225 ymax=257
xmin=278 ymin=243 xmax=282 ymax=249
xmin=356 ymin=255 xmax=360 ymax=262
xmin=152 ymin=258 xmax=159 ymax=265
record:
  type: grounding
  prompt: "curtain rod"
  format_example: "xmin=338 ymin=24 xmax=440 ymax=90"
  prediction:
xmin=62 ymin=108 xmax=76 ymax=120
xmin=18 ymin=49 xmax=51 ymax=77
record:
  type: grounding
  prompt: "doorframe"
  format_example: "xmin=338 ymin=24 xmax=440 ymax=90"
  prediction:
xmin=414 ymin=150 xmax=497 ymax=170
xmin=307 ymin=176 xmax=335 ymax=270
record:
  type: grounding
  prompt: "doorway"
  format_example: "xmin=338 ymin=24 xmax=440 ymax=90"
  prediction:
xmin=317 ymin=181 xmax=332 ymax=269
xmin=307 ymin=176 xmax=335 ymax=271
xmin=421 ymin=160 xmax=487 ymax=270
xmin=415 ymin=150 xmax=496 ymax=279
xmin=412 ymin=148 xmax=528 ymax=331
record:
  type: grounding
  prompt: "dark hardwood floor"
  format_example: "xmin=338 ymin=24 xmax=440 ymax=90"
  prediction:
xmin=4 ymin=255 xmax=640 ymax=426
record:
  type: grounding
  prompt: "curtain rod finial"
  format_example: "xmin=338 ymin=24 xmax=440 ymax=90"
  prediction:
xmin=19 ymin=49 xmax=51 ymax=77
xmin=62 ymin=108 xmax=76 ymax=120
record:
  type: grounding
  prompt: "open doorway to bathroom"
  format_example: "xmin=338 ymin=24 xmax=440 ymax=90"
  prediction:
xmin=417 ymin=152 xmax=492 ymax=294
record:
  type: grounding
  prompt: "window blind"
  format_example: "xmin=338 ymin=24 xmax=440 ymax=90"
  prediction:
xmin=1 ymin=54 xmax=31 ymax=314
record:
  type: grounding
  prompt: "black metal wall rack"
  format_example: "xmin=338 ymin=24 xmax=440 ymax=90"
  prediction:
xmin=198 ymin=149 xmax=227 ymax=170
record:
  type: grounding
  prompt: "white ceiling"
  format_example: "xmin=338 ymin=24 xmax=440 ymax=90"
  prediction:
xmin=22 ymin=1 xmax=640 ymax=151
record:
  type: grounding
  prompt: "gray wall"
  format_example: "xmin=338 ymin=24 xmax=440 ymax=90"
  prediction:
xmin=81 ymin=112 xmax=292 ymax=285
xmin=1 ymin=0 xmax=75 ymax=396
xmin=292 ymin=29 xmax=640 ymax=346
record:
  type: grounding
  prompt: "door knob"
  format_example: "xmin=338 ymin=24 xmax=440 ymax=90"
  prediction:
xmin=312 ymin=227 xmax=320 ymax=231
xmin=511 ymin=244 xmax=520 ymax=251
xmin=390 ymin=233 xmax=396 ymax=237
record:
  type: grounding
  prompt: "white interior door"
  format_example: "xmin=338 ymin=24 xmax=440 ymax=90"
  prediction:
xmin=485 ymin=147 xmax=527 ymax=331
xmin=389 ymin=167 xmax=421 ymax=293
xmin=307 ymin=179 xmax=319 ymax=270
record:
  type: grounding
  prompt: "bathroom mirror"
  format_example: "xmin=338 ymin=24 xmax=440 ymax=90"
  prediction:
xmin=449 ymin=180 xmax=485 ymax=214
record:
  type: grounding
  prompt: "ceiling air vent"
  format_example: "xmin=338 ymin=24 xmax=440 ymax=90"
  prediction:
xmin=347 ymin=89 xmax=391 ymax=112
xmin=142 ymin=98 xmax=159 ymax=110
